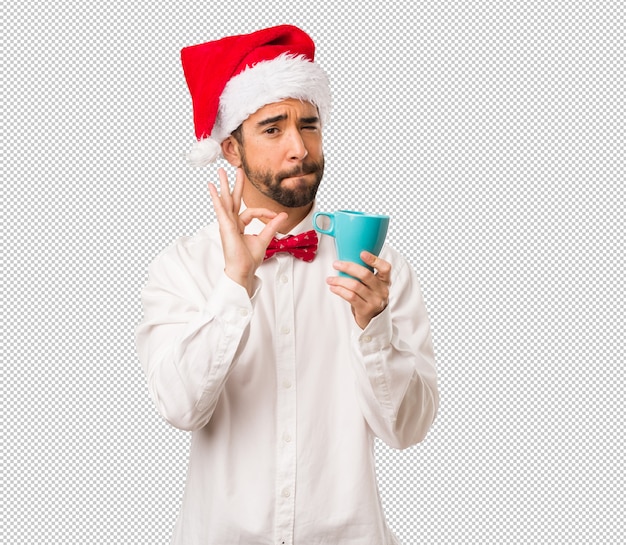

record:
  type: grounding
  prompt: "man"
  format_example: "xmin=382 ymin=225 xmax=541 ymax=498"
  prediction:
xmin=136 ymin=25 xmax=438 ymax=545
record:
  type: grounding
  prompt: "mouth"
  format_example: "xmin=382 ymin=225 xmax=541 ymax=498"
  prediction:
xmin=284 ymin=172 xmax=311 ymax=180
xmin=279 ymin=175 xmax=313 ymax=190
xmin=281 ymin=166 xmax=318 ymax=181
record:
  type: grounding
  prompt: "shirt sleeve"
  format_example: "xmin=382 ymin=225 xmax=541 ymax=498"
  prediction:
xmin=349 ymin=252 xmax=439 ymax=449
xmin=135 ymin=242 xmax=260 ymax=431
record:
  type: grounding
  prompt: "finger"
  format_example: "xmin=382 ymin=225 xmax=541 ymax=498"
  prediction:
xmin=208 ymin=181 xmax=226 ymax=217
xmin=217 ymin=168 xmax=234 ymax=211
xmin=327 ymin=277 xmax=388 ymax=328
xmin=330 ymin=262 xmax=389 ymax=306
xmin=256 ymin=212 xmax=289 ymax=246
xmin=326 ymin=273 xmax=369 ymax=299
xmin=239 ymin=207 xmax=279 ymax=226
xmin=326 ymin=281 xmax=367 ymax=307
xmin=231 ymin=167 xmax=244 ymax=213
xmin=328 ymin=279 xmax=387 ymax=310
xmin=209 ymin=182 xmax=240 ymax=239
xmin=360 ymin=252 xmax=392 ymax=283
xmin=209 ymin=177 xmax=245 ymax=238
xmin=332 ymin=260 xmax=376 ymax=285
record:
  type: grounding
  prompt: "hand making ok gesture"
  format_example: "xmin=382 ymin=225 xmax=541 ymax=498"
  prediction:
xmin=208 ymin=167 xmax=288 ymax=296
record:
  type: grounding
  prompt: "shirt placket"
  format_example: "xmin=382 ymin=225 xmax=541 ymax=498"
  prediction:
xmin=273 ymin=255 xmax=297 ymax=545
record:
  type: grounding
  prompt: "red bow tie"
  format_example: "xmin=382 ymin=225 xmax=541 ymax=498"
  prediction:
xmin=264 ymin=230 xmax=318 ymax=262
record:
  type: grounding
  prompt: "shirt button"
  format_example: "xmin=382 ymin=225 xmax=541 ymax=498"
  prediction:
xmin=281 ymin=488 xmax=291 ymax=498
xmin=239 ymin=308 xmax=249 ymax=317
xmin=280 ymin=326 xmax=290 ymax=335
xmin=362 ymin=335 xmax=372 ymax=343
xmin=283 ymin=432 xmax=292 ymax=443
xmin=282 ymin=379 xmax=292 ymax=389
xmin=280 ymin=275 xmax=289 ymax=284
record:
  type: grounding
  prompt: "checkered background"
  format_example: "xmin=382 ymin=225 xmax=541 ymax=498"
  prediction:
xmin=4 ymin=1 xmax=623 ymax=543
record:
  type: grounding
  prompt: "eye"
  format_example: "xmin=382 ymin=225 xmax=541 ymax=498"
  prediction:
xmin=264 ymin=127 xmax=279 ymax=135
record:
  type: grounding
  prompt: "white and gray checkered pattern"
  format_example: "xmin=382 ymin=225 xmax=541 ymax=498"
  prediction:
xmin=4 ymin=1 xmax=623 ymax=543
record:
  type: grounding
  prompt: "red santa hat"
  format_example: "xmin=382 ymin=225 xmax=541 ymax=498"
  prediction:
xmin=181 ymin=25 xmax=331 ymax=167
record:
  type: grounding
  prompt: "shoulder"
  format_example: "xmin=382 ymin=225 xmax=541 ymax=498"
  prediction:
xmin=379 ymin=243 xmax=429 ymax=297
xmin=147 ymin=222 xmax=222 ymax=279
xmin=379 ymin=244 xmax=410 ymax=280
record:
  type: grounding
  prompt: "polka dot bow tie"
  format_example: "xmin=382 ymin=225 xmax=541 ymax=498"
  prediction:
xmin=264 ymin=230 xmax=318 ymax=263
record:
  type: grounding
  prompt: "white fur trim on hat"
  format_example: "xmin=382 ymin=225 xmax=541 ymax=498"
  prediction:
xmin=214 ymin=53 xmax=331 ymax=142
xmin=187 ymin=53 xmax=331 ymax=167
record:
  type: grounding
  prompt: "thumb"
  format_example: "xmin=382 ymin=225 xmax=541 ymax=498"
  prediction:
xmin=257 ymin=212 xmax=289 ymax=247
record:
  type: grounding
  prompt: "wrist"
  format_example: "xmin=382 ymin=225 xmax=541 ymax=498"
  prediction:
xmin=224 ymin=267 xmax=256 ymax=297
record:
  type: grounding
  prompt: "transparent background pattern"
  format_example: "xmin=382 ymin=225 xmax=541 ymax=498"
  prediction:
xmin=4 ymin=1 xmax=623 ymax=543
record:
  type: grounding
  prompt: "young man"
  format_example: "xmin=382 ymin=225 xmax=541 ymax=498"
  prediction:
xmin=136 ymin=25 xmax=438 ymax=545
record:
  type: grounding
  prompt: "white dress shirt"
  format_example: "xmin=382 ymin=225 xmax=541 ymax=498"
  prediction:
xmin=135 ymin=204 xmax=438 ymax=545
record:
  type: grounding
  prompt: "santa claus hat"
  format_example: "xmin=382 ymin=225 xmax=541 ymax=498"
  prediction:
xmin=181 ymin=25 xmax=331 ymax=167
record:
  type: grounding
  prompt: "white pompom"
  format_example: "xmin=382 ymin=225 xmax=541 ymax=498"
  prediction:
xmin=186 ymin=138 xmax=221 ymax=167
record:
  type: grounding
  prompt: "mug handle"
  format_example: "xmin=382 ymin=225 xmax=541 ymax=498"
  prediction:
xmin=312 ymin=212 xmax=335 ymax=236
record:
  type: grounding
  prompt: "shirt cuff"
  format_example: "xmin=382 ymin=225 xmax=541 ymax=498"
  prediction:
xmin=203 ymin=273 xmax=261 ymax=328
xmin=352 ymin=305 xmax=393 ymax=355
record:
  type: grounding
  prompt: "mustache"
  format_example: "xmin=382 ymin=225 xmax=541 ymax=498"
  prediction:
xmin=278 ymin=160 xmax=324 ymax=180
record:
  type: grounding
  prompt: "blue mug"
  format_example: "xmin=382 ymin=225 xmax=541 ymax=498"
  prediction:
xmin=313 ymin=210 xmax=390 ymax=277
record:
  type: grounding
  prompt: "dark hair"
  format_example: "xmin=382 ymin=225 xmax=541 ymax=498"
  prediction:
xmin=231 ymin=124 xmax=243 ymax=146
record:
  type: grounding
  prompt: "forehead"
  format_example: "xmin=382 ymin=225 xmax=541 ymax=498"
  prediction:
xmin=245 ymin=98 xmax=319 ymax=124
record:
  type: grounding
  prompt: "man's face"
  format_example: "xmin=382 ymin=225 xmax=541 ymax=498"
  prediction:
xmin=235 ymin=99 xmax=324 ymax=208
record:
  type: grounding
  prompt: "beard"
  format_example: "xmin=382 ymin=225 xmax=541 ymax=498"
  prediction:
xmin=240 ymin=153 xmax=324 ymax=208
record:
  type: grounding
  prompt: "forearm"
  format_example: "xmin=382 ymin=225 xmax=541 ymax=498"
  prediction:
xmin=136 ymin=273 xmax=257 ymax=431
xmin=349 ymin=262 xmax=439 ymax=449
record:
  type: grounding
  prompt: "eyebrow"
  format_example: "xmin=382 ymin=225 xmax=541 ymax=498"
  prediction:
xmin=256 ymin=114 xmax=287 ymax=127
xmin=256 ymin=114 xmax=320 ymax=127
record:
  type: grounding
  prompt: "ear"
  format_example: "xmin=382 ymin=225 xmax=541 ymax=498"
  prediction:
xmin=221 ymin=136 xmax=242 ymax=168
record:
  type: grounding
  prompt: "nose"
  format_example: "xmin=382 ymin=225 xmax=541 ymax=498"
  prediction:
xmin=286 ymin=129 xmax=308 ymax=161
